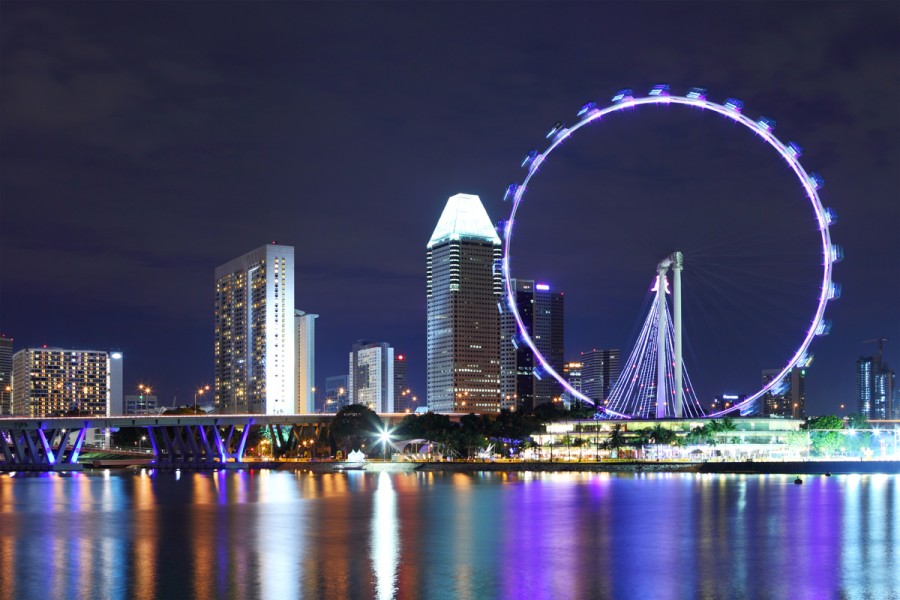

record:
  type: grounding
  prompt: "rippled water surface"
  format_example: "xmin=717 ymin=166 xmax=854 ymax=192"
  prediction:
xmin=1 ymin=470 xmax=899 ymax=599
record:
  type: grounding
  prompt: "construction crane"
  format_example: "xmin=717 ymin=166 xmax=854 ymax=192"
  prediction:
xmin=862 ymin=337 xmax=889 ymax=367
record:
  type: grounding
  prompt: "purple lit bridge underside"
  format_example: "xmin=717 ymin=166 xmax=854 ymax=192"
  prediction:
xmin=0 ymin=414 xmax=390 ymax=471
xmin=500 ymin=89 xmax=839 ymax=418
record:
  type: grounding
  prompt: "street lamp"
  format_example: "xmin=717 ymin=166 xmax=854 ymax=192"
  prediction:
xmin=194 ymin=385 xmax=210 ymax=413
xmin=139 ymin=435 xmax=147 ymax=452
xmin=379 ymin=428 xmax=392 ymax=462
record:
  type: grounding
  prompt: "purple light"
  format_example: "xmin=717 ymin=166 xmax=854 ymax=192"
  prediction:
xmin=503 ymin=90 xmax=836 ymax=419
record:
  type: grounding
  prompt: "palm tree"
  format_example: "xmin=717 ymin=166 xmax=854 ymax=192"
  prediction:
xmin=606 ymin=424 xmax=626 ymax=458
xmin=648 ymin=424 xmax=676 ymax=460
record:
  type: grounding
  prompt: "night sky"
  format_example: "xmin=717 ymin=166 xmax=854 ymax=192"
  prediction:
xmin=1 ymin=2 xmax=897 ymax=414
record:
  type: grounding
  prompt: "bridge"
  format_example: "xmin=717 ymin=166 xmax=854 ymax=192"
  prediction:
xmin=0 ymin=413 xmax=417 ymax=471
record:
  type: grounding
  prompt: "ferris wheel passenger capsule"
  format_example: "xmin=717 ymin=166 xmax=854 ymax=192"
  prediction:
xmin=686 ymin=87 xmax=707 ymax=100
xmin=828 ymin=282 xmax=842 ymax=300
xmin=756 ymin=117 xmax=776 ymax=133
xmin=546 ymin=121 xmax=565 ymax=139
xmin=611 ymin=89 xmax=633 ymax=103
xmin=816 ymin=320 xmax=833 ymax=336
xmin=830 ymin=244 xmax=844 ymax=263
xmin=503 ymin=183 xmax=518 ymax=201
xmin=577 ymin=101 xmax=598 ymax=117
xmin=797 ymin=353 xmax=814 ymax=368
xmin=649 ymin=84 xmax=670 ymax=97
xmin=724 ymin=98 xmax=744 ymax=112
xmin=521 ymin=150 xmax=538 ymax=168
xmin=809 ymin=173 xmax=825 ymax=190
xmin=824 ymin=207 xmax=838 ymax=225
xmin=786 ymin=142 xmax=803 ymax=158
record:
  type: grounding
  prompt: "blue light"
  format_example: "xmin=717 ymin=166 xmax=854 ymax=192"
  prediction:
xmin=686 ymin=87 xmax=707 ymax=100
xmin=756 ymin=117 xmax=776 ymax=132
xmin=521 ymin=149 xmax=538 ymax=168
xmin=809 ymin=172 xmax=825 ymax=190
xmin=611 ymin=89 xmax=633 ymax=103
xmin=649 ymin=84 xmax=670 ymax=97
xmin=545 ymin=121 xmax=564 ymax=139
xmin=724 ymin=98 xmax=744 ymax=112
xmin=503 ymin=183 xmax=517 ymax=201
xmin=577 ymin=101 xmax=597 ymax=117
xmin=787 ymin=141 xmax=803 ymax=158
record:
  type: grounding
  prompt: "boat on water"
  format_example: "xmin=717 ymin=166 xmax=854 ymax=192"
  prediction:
xmin=332 ymin=449 xmax=367 ymax=472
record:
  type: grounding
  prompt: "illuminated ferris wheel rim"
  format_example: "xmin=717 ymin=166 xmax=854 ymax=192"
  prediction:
xmin=501 ymin=87 xmax=839 ymax=418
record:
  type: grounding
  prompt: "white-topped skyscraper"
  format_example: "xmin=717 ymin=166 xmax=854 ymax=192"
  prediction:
xmin=427 ymin=193 xmax=502 ymax=414
xmin=215 ymin=243 xmax=295 ymax=415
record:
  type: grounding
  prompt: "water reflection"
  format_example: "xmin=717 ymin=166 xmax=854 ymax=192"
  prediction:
xmin=0 ymin=471 xmax=899 ymax=598
xmin=371 ymin=472 xmax=399 ymax=600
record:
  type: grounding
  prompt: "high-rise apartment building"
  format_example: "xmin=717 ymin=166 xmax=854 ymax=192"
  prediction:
xmin=500 ymin=279 xmax=565 ymax=411
xmin=580 ymin=349 xmax=621 ymax=405
xmin=0 ymin=336 xmax=12 ymax=415
xmin=11 ymin=348 xmax=122 ymax=417
xmin=857 ymin=355 xmax=895 ymax=420
xmin=762 ymin=367 xmax=806 ymax=419
xmin=348 ymin=341 xmax=394 ymax=413
xmin=295 ymin=310 xmax=317 ymax=413
xmin=427 ymin=193 xmax=502 ymax=414
xmin=324 ymin=374 xmax=348 ymax=413
xmin=124 ymin=393 xmax=159 ymax=415
xmin=214 ymin=243 xmax=295 ymax=415
xmin=394 ymin=353 xmax=411 ymax=413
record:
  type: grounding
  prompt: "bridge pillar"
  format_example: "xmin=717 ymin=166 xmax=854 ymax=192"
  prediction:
xmin=0 ymin=426 xmax=86 ymax=471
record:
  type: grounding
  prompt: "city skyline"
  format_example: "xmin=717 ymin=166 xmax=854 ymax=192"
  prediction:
xmin=1 ymin=3 xmax=898 ymax=414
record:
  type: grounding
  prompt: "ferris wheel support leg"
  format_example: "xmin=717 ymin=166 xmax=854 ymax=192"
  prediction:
xmin=656 ymin=267 xmax=668 ymax=419
xmin=673 ymin=252 xmax=684 ymax=418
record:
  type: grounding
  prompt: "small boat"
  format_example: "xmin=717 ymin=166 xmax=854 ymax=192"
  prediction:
xmin=333 ymin=449 xmax=367 ymax=471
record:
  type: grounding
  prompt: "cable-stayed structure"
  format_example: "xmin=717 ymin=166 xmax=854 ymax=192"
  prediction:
xmin=604 ymin=271 xmax=705 ymax=419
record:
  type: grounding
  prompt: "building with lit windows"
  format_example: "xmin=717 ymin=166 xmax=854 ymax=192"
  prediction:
xmin=0 ymin=336 xmax=12 ymax=415
xmin=427 ymin=193 xmax=502 ymax=414
xmin=214 ymin=243 xmax=295 ymax=415
xmin=295 ymin=309 xmax=317 ymax=413
xmin=348 ymin=341 xmax=394 ymax=413
xmin=394 ymin=353 xmax=413 ymax=412
xmin=500 ymin=279 xmax=565 ymax=411
xmin=580 ymin=349 xmax=620 ymax=405
xmin=10 ymin=348 xmax=122 ymax=417
xmin=124 ymin=393 xmax=159 ymax=415
xmin=858 ymin=356 xmax=895 ymax=420
xmin=762 ymin=367 xmax=805 ymax=419
xmin=324 ymin=374 xmax=348 ymax=413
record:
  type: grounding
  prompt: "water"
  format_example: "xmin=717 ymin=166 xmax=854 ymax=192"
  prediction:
xmin=1 ymin=470 xmax=898 ymax=599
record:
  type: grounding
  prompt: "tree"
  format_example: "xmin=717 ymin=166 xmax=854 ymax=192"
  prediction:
xmin=330 ymin=404 xmax=383 ymax=456
xmin=606 ymin=424 xmax=626 ymax=457
xmin=846 ymin=413 xmax=870 ymax=430
xmin=808 ymin=414 xmax=844 ymax=457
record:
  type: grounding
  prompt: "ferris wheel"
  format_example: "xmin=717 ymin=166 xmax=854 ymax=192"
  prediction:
xmin=500 ymin=85 xmax=840 ymax=418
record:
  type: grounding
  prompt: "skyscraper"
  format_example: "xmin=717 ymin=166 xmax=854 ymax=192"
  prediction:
xmin=214 ymin=243 xmax=295 ymax=415
xmin=295 ymin=310 xmax=318 ymax=413
xmin=324 ymin=374 xmax=348 ymax=413
xmin=11 ymin=348 xmax=121 ymax=417
xmin=762 ymin=367 xmax=806 ymax=418
xmin=427 ymin=193 xmax=502 ymax=414
xmin=348 ymin=341 xmax=394 ymax=413
xmin=0 ymin=336 xmax=12 ymax=415
xmin=394 ymin=353 xmax=411 ymax=412
xmin=580 ymin=349 xmax=621 ymax=405
xmin=858 ymin=355 xmax=895 ymax=420
xmin=500 ymin=279 xmax=565 ymax=411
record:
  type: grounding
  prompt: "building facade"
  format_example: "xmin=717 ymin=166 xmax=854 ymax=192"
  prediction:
xmin=324 ymin=374 xmax=348 ymax=413
xmin=580 ymin=349 xmax=621 ymax=405
xmin=0 ymin=336 xmax=12 ymax=415
xmin=500 ymin=279 xmax=565 ymax=411
xmin=124 ymin=393 xmax=159 ymax=415
xmin=348 ymin=341 xmax=394 ymax=413
xmin=857 ymin=356 xmax=895 ymax=420
xmin=762 ymin=367 xmax=806 ymax=419
xmin=11 ymin=348 xmax=122 ymax=418
xmin=295 ymin=310 xmax=317 ymax=413
xmin=214 ymin=243 xmax=295 ymax=415
xmin=394 ymin=353 xmax=412 ymax=412
xmin=427 ymin=193 xmax=502 ymax=414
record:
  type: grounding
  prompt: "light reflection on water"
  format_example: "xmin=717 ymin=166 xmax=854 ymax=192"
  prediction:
xmin=0 ymin=471 xmax=898 ymax=599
